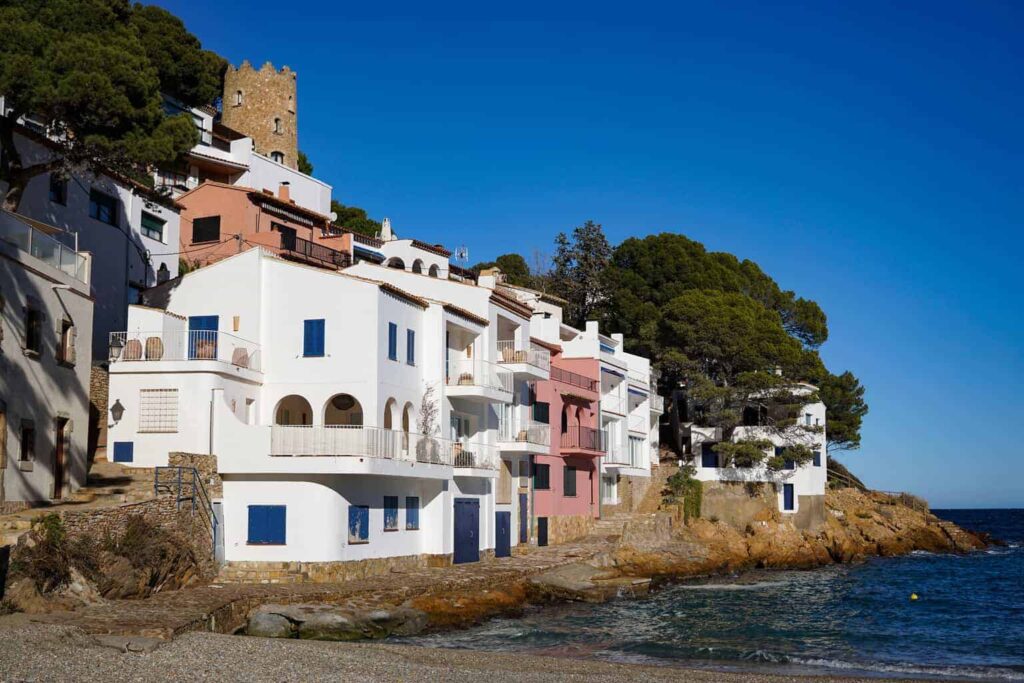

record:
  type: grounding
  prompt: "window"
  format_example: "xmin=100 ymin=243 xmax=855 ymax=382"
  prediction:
xmin=533 ymin=463 xmax=550 ymax=490
xmin=387 ymin=322 xmax=398 ymax=361
xmin=112 ymin=441 xmax=133 ymax=463
xmin=813 ymin=450 xmax=822 ymax=467
xmin=24 ymin=307 xmax=43 ymax=354
xmin=805 ymin=413 xmax=812 ymax=426
xmin=701 ymin=442 xmax=719 ymax=468
xmin=235 ymin=90 xmax=243 ymax=106
xmin=348 ymin=505 xmax=369 ymax=544
xmin=128 ymin=284 xmax=144 ymax=305
xmin=533 ymin=401 xmax=549 ymax=424
xmin=405 ymin=496 xmax=420 ymax=530
xmin=303 ymin=319 xmax=325 ymax=357
xmin=48 ymin=175 xmax=67 ymax=205
xmin=273 ymin=117 xmax=282 ymax=134
xmin=57 ymin=320 xmax=75 ymax=364
xmin=139 ymin=389 xmax=178 ymax=433
xmin=563 ymin=465 xmax=577 ymax=497
xmin=20 ymin=421 xmax=35 ymax=461
xmin=247 ymin=505 xmax=286 ymax=545
xmin=192 ymin=215 xmax=221 ymax=243
xmin=270 ymin=151 xmax=285 ymax=164
xmin=406 ymin=329 xmax=415 ymax=365
xmin=141 ymin=212 xmax=165 ymax=242
xmin=383 ymin=496 xmax=399 ymax=531
xmin=88 ymin=189 xmax=118 ymax=226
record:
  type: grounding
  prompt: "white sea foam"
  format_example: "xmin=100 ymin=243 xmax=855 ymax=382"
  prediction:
xmin=791 ymin=656 xmax=1024 ymax=681
xmin=676 ymin=581 xmax=781 ymax=591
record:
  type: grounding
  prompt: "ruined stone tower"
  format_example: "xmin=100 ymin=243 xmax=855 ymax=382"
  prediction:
xmin=222 ymin=61 xmax=298 ymax=170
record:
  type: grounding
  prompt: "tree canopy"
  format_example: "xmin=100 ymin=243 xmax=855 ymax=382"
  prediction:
xmin=548 ymin=220 xmax=612 ymax=328
xmin=330 ymin=200 xmax=382 ymax=237
xmin=471 ymin=253 xmax=533 ymax=287
xmin=0 ymin=0 xmax=223 ymax=210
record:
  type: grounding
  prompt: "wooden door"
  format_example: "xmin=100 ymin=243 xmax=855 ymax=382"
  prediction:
xmin=53 ymin=418 xmax=68 ymax=500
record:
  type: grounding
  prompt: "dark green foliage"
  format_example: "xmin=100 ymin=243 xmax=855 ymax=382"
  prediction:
xmin=331 ymin=200 xmax=381 ymax=237
xmin=297 ymin=149 xmax=313 ymax=175
xmin=471 ymin=253 xmax=533 ymax=287
xmin=104 ymin=515 xmax=178 ymax=572
xmin=0 ymin=0 xmax=220 ymax=210
xmin=663 ymin=466 xmax=702 ymax=520
xmin=549 ymin=220 xmax=612 ymax=328
xmin=9 ymin=514 xmax=99 ymax=592
xmin=712 ymin=438 xmax=775 ymax=468
xmin=819 ymin=370 xmax=869 ymax=452
xmin=765 ymin=443 xmax=814 ymax=471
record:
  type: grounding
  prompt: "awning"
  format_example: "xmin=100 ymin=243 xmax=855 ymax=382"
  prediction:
xmin=628 ymin=387 xmax=648 ymax=397
xmin=601 ymin=367 xmax=625 ymax=379
xmin=354 ymin=246 xmax=384 ymax=263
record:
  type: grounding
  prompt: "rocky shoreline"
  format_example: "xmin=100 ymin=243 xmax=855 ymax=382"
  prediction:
xmin=243 ymin=487 xmax=988 ymax=641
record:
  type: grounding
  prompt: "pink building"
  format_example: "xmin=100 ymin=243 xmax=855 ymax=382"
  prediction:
xmin=530 ymin=340 xmax=604 ymax=543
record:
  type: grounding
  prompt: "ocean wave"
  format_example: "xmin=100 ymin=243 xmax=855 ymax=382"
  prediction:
xmin=676 ymin=581 xmax=782 ymax=591
xmin=790 ymin=656 xmax=1024 ymax=681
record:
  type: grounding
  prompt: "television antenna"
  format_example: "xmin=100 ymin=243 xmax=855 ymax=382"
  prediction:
xmin=454 ymin=245 xmax=469 ymax=267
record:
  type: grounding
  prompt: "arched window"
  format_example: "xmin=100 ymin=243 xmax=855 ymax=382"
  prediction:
xmin=402 ymin=402 xmax=414 ymax=452
xmin=412 ymin=259 xmax=424 ymax=274
xmin=383 ymin=398 xmax=397 ymax=430
xmin=274 ymin=395 xmax=312 ymax=425
xmin=324 ymin=393 xmax=363 ymax=426
xmin=270 ymin=151 xmax=285 ymax=164
xmin=287 ymin=94 xmax=295 ymax=113
xmin=385 ymin=257 xmax=405 ymax=270
xmin=273 ymin=117 xmax=282 ymax=134
xmin=235 ymin=90 xmax=243 ymax=106
xmin=428 ymin=264 xmax=439 ymax=278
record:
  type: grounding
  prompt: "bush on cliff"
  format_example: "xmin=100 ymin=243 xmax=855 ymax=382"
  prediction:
xmin=663 ymin=468 xmax=702 ymax=520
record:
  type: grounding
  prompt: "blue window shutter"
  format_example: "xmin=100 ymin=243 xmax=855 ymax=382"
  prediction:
xmin=112 ymin=441 xmax=134 ymax=463
xmin=406 ymin=329 xmax=415 ymax=365
xmin=813 ymin=450 xmax=822 ymax=467
xmin=248 ymin=505 xmax=286 ymax=544
xmin=303 ymin=319 xmax=325 ymax=357
xmin=388 ymin=323 xmax=398 ymax=360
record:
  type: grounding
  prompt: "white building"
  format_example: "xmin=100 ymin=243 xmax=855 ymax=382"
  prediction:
xmin=0 ymin=210 xmax=93 ymax=503
xmin=155 ymin=99 xmax=332 ymax=216
xmin=690 ymin=384 xmax=827 ymax=516
xmin=0 ymin=117 xmax=182 ymax=359
xmin=106 ymin=246 xmax=550 ymax=566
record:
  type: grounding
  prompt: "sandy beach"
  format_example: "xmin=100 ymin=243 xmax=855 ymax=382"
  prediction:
xmin=0 ymin=620 xmax=927 ymax=683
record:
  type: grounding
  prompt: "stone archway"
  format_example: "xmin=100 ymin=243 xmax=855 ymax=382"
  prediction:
xmin=324 ymin=393 xmax=363 ymax=426
xmin=275 ymin=395 xmax=313 ymax=425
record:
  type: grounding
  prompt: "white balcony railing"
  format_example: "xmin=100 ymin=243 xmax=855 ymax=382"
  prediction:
xmin=109 ymin=330 xmax=262 ymax=372
xmin=0 ymin=211 xmax=89 ymax=284
xmin=498 ymin=412 xmax=551 ymax=448
xmin=651 ymin=394 xmax=665 ymax=413
xmin=270 ymin=425 xmax=499 ymax=470
xmin=604 ymin=444 xmax=630 ymax=465
xmin=601 ymin=395 xmax=627 ymax=415
xmin=627 ymin=370 xmax=649 ymax=385
xmin=496 ymin=340 xmax=551 ymax=372
xmin=446 ymin=358 xmax=513 ymax=394
xmin=629 ymin=415 xmax=648 ymax=433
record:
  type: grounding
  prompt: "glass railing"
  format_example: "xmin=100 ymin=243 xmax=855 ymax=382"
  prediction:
xmin=446 ymin=358 xmax=513 ymax=394
xmin=498 ymin=412 xmax=551 ymax=448
xmin=0 ymin=212 xmax=89 ymax=284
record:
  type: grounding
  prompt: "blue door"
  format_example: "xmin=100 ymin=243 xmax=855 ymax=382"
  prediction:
xmin=188 ymin=315 xmax=219 ymax=360
xmin=453 ymin=498 xmax=480 ymax=564
xmin=518 ymin=492 xmax=528 ymax=543
xmin=495 ymin=511 xmax=511 ymax=558
xmin=783 ymin=483 xmax=795 ymax=511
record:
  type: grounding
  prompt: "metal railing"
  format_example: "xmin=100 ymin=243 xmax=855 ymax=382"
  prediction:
xmin=280 ymin=234 xmax=351 ymax=269
xmin=270 ymin=425 xmax=500 ymax=470
xmin=0 ymin=211 xmax=89 ymax=284
xmin=550 ymin=366 xmax=598 ymax=392
xmin=154 ymin=466 xmax=217 ymax=556
xmin=559 ymin=425 xmax=607 ymax=453
xmin=495 ymin=340 xmax=551 ymax=372
xmin=498 ymin=412 xmax=551 ymax=447
xmin=109 ymin=330 xmax=262 ymax=371
xmin=446 ymin=358 xmax=513 ymax=394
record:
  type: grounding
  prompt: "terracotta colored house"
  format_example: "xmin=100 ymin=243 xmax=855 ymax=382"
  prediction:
xmin=530 ymin=340 xmax=603 ymax=543
xmin=176 ymin=181 xmax=351 ymax=271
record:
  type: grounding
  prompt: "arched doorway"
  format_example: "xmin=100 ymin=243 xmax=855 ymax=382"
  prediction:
xmin=412 ymin=259 xmax=424 ymax=274
xmin=275 ymin=395 xmax=313 ymax=425
xmin=428 ymin=264 xmax=439 ymax=278
xmin=402 ymin=402 xmax=414 ymax=452
xmin=383 ymin=397 xmax=397 ymax=430
xmin=324 ymin=393 xmax=363 ymax=426
xmin=386 ymin=257 xmax=405 ymax=270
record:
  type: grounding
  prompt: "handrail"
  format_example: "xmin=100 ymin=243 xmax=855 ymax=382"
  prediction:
xmin=445 ymin=357 xmax=513 ymax=394
xmin=0 ymin=211 xmax=89 ymax=284
xmin=496 ymin=340 xmax=551 ymax=372
xmin=550 ymin=365 xmax=598 ymax=392
xmin=154 ymin=466 xmax=217 ymax=558
xmin=498 ymin=412 xmax=551 ymax=447
xmin=281 ymin=233 xmax=351 ymax=269
xmin=559 ymin=425 xmax=607 ymax=453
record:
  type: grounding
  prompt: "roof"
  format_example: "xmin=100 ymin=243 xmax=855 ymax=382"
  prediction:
xmin=410 ymin=239 xmax=451 ymax=257
xmin=530 ymin=336 xmax=562 ymax=353
xmin=490 ymin=290 xmax=533 ymax=320
xmin=498 ymin=282 xmax=569 ymax=306
xmin=187 ymin=148 xmax=249 ymax=171
xmin=249 ymin=189 xmax=331 ymax=224
xmin=441 ymin=303 xmax=489 ymax=327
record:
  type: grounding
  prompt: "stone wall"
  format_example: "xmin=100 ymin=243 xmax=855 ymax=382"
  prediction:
xmin=792 ymin=494 xmax=826 ymax=531
xmin=544 ymin=514 xmax=595 ymax=546
xmin=218 ymin=553 xmax=453 ymax=585
xmin=88 ymin=362 xmax=108 ymax=463
xmin=700 ymin=480 xmax=779 ymax=528
xmin=603 ymin=473 xmax=656 ymax=515
xmin=222 ymin=61 xmax=298 ymax=170
xmin=168 ymin=453 xmax=221 ymax=498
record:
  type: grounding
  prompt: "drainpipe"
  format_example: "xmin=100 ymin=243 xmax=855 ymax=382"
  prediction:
xmin=529 ymin=454 xmax=535 ymax=543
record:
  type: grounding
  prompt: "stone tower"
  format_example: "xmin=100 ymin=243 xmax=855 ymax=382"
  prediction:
xmin=222 ymin=61 xmax=298 ymax=170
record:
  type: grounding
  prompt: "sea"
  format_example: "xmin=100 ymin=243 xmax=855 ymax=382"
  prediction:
xmin=400 ymin=509 xmax=1024 ymax=680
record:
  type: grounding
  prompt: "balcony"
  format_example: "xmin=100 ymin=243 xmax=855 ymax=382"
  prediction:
xmin=629 ymin=415 xmax=648 ymax=434
xmin=603 ymin=443 xmax=630 ymax=466
xmin=650 ymin=394 xmax=665 ymax=414
xmin=559 ymin=426 xmax=607 ymax=456
xmin=279 ymin=233 xmax=351 ymax=270
xmin=550 ymin=366 xmax=598 ymax=393
xmin=627 ymin=370 xmax=649 ymax=386
xmin=270 ymin=425 xmax=498 ymax=472
xmin=0 ymin=211 xmax=89 ymax=285
xmin=496 ymin=340 xmax=550 ymax=380
xmin=445 ymin=358 xmax=513 ymax=403
xmin=601 ymin=395 xmax=627 ymax=416
xmin=497 ymin=412 xmax=551 ymax=453
xmin=109 ymin=330 xmax=262 ymax=372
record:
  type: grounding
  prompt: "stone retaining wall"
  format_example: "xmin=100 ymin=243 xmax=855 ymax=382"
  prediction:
xmin=544 ymin=514 xmax=595 ymax=546
xmin=167 ymin=453 xmax=222 ymax=498
xmin=88 ymin=362 xmax=109 ymax=463
xmin=218 ymin=553 xmax=455 ymax=585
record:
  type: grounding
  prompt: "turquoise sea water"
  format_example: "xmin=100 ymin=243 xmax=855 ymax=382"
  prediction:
xmin=401 ymin=509 xmax=1024 ymax=680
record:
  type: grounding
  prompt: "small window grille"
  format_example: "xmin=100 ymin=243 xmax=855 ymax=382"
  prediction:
xmin=139 ymin=389 xmax=178 ymax=433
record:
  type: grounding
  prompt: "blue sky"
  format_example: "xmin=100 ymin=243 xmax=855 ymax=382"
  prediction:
xmin=159 ymin=0 xmax=1023 ymax=508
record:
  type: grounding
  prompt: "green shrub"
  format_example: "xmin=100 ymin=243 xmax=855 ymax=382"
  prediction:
xmin=663 ymin=468 xmax=702 ymax=521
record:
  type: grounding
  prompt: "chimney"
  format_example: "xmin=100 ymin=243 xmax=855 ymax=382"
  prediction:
xmin=278 ymin=181 xmax=291 ymax=202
